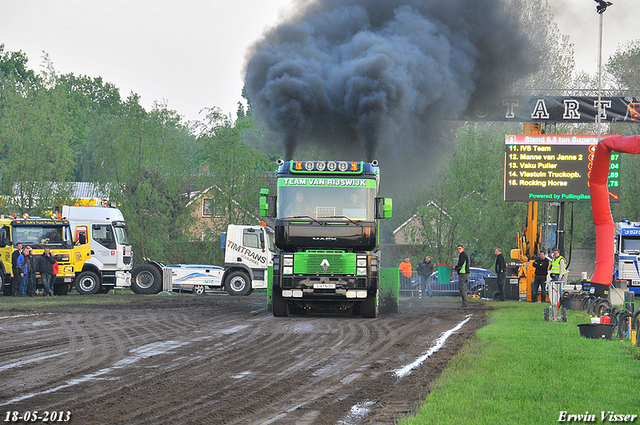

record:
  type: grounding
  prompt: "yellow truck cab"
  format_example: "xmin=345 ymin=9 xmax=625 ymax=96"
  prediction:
xmin=0 ymin=215 xmax=90 ymax=295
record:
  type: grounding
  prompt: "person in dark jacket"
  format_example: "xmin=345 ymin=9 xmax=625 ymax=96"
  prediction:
xmin=454 ymin=245 xmax=469 ymax=308
xmin=11 ymin=242 xmax=22 ymax=296
xmin=25 ymin=246 xmax=37 ymax=296
xmin=531 ymin=252 xmax=550 ymax=302
xmin=38 ymin=247 xmax=56 ymax=296
xmin=417 ymin=256 xmax=434 ymax=298
xmin=494 ymin=248 xmax=506 ymax=301
xmin=16 ymin=246 xmax=31 ymax=297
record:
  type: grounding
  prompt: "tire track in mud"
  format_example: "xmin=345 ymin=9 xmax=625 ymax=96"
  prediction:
xmin=0 ymin=295 xmax=488 ymax=425
xmin=149 ymin=314 xmax=430 ymax=425
xmin=238 ymin=316 xmax=426 ymax=425
xmin=1 ymin=310 xmax=207 ymax=409
xmin=122 ymin=317 xmax=310 ymax=424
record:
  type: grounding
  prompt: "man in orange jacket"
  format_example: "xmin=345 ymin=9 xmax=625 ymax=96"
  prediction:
xmin=399 ymin=256 xmax=412 ymax=291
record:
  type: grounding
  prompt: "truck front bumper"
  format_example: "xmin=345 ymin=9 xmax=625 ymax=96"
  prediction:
xmin=279 ymin=275 xmax=372 ymax=301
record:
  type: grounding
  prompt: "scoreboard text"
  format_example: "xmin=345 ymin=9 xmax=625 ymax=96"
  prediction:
xmin=504 ymin=134 xmax=621 ymax=202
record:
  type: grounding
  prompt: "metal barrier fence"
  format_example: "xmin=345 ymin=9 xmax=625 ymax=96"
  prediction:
xmin=398 ymin=268 xmax=495 ymax=297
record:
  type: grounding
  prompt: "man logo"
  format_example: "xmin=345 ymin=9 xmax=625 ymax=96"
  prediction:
xmin=320 ymin=259 xmax=330 ymax=272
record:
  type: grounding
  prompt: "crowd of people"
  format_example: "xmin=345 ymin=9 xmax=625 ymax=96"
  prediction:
xmin=10 ymin=243 xmax=58 ymax=297
xmin=398 ymin=246 xmax=567 ymax=308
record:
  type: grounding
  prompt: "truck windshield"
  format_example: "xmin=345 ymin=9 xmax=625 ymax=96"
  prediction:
xmin=113 ymin=221 xmax=130 ymax=245
xmin=13 ymin=225 xmax=73 ymax=249
xmin=277 ymin=184 xmax=375 ymax=221
xmin=622 ymin=237 xmax=640 ymax=252
xmin=265 ymin=229 xmax=276 ymax=251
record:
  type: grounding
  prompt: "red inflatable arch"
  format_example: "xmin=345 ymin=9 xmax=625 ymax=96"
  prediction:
xmin=590 ymin=135 xmax=640 ymax=294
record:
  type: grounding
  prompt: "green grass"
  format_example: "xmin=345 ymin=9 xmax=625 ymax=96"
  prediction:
xmin=401 ymin=301 xmax=640 ymax=425
xmin=0 ymin=290 xmax=190 ymax=311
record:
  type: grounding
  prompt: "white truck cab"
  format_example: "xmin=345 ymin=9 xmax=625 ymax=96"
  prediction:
xmin=62 ymin=205 xmax=132 ymax=294
xmin=129 ymin=224 xmax=274 ymax=296
xmin=221 ymin=224 xmax=275 ymax=295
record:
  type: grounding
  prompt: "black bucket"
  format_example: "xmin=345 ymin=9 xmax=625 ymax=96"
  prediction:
xmin=561 ymin=298 xmax=584 ymax=311
xmin=578 ymin=323 xmax=615 ymax=340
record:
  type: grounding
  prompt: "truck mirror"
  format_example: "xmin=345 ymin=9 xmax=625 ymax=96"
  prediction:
xmin=375 ymin=197 xmax=393 ymax=219
xmin=0 ymin=227 xmax=6 ymax=247
xmin=78 ymin=232 xmax=87 ymax=245
xmin=260 ymin=231 xmax=265 ymax=252
xmin=260 ymin=189 xmax=277 ymax=218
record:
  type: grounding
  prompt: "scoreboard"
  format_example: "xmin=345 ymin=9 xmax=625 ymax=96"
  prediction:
xmin=504 ymin=134 xmax=621 ymax=202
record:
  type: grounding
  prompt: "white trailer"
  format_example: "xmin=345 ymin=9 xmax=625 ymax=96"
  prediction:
xmin=615 ymin=219 xmax=640 ymax=294
xmin=62 ymin=205 xmax=132 ymax=294
xmin=130 ymin=224 xmax=274 ymax=295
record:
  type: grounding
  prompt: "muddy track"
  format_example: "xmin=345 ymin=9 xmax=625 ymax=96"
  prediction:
xmin=0 ymin=295 xmax=488 ymax=424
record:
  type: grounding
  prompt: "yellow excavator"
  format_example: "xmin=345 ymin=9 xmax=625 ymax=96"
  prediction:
xmin=511 ymin=200 xmax=540 ymax=302
xmin=510 ymin=123 xmax=542 ymax=302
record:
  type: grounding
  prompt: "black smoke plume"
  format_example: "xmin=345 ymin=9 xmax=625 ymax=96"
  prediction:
xmin=244 ymin=0 xmax=537 ymax=162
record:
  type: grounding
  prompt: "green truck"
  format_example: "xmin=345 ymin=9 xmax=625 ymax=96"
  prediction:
xmin=260 ymin=160 xmax=392 ymax=317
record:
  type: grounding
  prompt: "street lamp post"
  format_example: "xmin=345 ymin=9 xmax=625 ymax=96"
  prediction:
xmin=595 ymin=1 xmax=612 ymax=141
xmin=597 ymin=10 xmax=604 ymax=141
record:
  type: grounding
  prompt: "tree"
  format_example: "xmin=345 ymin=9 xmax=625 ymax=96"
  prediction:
xmin=402 ymin=124 xmax=527 ymax=269
xmin=195 ymin=108 xmax=273 ymax=237
xmin=606 ymin=40 xmax=640 ymax=90
xmin=87 ymin=94 xmax=197 ymax=262
xmin=0 ymin=58 xmax=75 ymax=215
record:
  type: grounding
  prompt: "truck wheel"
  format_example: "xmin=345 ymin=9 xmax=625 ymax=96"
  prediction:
xmin=54 ymin=282 xmax=69 ymax=295
xmin=193 ymin=285 xmax=205 ymax=295
xmin=272 ymin=286 xmax=289 ymax=317
xmin=360 ymin=288 xmax=378 ymax=318
xmin=225 ymin=271 xmax=251 ymax=296
xmin=1 ymin=274 xmax=9 ymax=296
xmin=130 ymin=264 xmax=162 ymax=294
xmin=75 ymin=271 xmax=101 ymax=295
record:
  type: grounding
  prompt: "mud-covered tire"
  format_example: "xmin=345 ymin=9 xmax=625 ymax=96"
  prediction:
xmin=54 ymin=282 xmax=69 ymax=295
xmin=1 ymin=274 xmax=9 ymax=296
xmin=360 ymin=287 xmax=378 ymax=318
xmin=225 ymin=271 xmax=252 ymax=296
xmin=75 ymin=271 xmax=101 ymax=295
xmin=272 ymin=286 xmax=289 ymax=317
xmin=131 ymin=264 xmax=162 ymax=294
xmin=193 ymin=285 xmax=205 ymax=295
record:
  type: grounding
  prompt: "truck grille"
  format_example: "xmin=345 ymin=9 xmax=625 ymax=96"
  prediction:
xmin=294 ymin=251 xmax=356 ymax=275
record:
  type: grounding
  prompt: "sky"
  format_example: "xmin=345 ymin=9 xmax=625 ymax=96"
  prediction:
xmin=0 ymin=0 xmax=638 ymax=123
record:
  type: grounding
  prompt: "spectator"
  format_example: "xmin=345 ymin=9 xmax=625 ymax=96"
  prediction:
xmin=531 ymin=252 xmax=550 ymax=302
xmin=417 ymin=256 xmax=434 ymax=298
xmin=494 ymin=248 xmax=506 ymax=301
xmin=454 ymin=245 xmax=469 ymax=308
xmin=550 ymin=249 xmax=566 ymax=282
xmin=16 ymin=246 xmax=30 ymax=297
xmin=399 ymin=256 xmax=412 ymax=291
xmin=11 ymin=242 xmax=22 ymax=296
xmin=26 ymin=245 xmax=37 ymax=297
xmin=38 ymin=247 xmax=56 ymax=296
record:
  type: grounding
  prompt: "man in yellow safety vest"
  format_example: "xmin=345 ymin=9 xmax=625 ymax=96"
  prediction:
xmin=550 ymin=249 xmax=566 ymax=282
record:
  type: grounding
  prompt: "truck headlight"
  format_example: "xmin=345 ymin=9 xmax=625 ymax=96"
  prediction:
xmin=357 ymin=268 xmax=367 ymax=276
xmin=357 ymin=258 xmax=367 ymax=267
xmin=283 ymin=266 xmax=293 ymax=275
xmin=283 ymin=256 xmax=294 ymax=266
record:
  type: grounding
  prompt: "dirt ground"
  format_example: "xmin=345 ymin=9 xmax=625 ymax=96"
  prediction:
xmin=0 ymin=294 xmax=489 ymax=425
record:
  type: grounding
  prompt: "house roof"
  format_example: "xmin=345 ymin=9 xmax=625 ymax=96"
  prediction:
xmin=392 ymin=200 xmax=451 ymax=235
